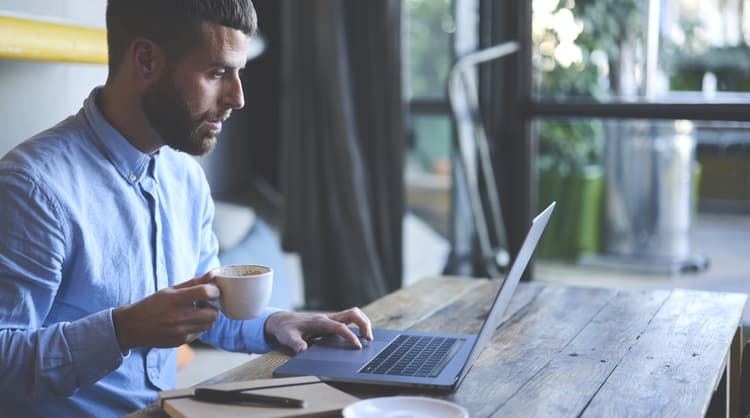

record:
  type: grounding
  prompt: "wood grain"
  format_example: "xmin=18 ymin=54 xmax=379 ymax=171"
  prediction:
xmin=490 ymin=288 xmax=671 ymax=417
xmin=363 ymin=276 xmax=489 ymax=329
xmin=407 ymin=280 xmax=544 ymax=334
xmin=581 ymin=289 xmax=747 ymax=418
xmin=449 ymin=285 xmax=619 ymax=417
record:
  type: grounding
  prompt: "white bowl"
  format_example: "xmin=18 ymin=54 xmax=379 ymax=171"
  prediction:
xmin=342 ymin=396 xmax=469 ymax=418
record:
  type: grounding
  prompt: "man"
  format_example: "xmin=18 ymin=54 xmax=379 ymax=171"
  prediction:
xmin=0 ymin=0 xmax=372 ymax=416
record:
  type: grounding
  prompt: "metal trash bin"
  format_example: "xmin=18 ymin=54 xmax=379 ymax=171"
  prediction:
xmin=598 ymin=119 xmax=708 ymax=273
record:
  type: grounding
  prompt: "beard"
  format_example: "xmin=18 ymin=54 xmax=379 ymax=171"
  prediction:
xmin=141 ymin=76 xmax=229 ymax=156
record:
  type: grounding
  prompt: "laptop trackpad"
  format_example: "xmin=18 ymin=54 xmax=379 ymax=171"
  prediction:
xmin=301 ymin=334 xmax=389 ymax=363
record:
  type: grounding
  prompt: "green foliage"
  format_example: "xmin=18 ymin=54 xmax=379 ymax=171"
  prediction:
xmin=575 ymin=0 xmax=643 ymax=58
xmin=536 ymin=58 xmax=604 ymax=100
xmin=534 ymin=0 xmax=643 ymax=170
xmin=537 ymin=119 xmax=604 ymax=171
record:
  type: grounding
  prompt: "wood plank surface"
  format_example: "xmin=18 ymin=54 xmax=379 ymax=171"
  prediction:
xmin=581 ymin=289 xmax=747 ymax=418
xmin=490 ymin=288 xmax=671 ymax=417
xmin=363 ymin=276 xmax=489 ymax=329
xmin=407 ymin=280 xmax=544 ymax=334
xmin=448 ymin=285 xmax=620 ymax=417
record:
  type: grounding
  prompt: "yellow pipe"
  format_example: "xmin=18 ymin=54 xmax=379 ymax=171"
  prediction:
xmin=0 ymin=15 xmax=107 ymax=64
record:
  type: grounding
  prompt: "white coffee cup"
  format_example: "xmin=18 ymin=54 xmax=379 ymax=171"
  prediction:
xmin=212 ymin=264 xmax=273 ymax=320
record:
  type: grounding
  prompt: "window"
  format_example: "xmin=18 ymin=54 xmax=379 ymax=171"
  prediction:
xmin=533 ymin=0 xmax=750 ymax=101
xmin=401 ymin=0 xmax=457 ymax=284
xmin=529 ymin=0 xmax=750 ymax=283
xmin=403 ymin=0 xmax=455 ymax=238
xmin=402 ymin=0 xmax=750 ymax=285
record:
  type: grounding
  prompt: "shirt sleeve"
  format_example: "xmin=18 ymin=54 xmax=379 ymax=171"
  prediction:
xmin=200 ymin=308 xmax=283 ymax=353
xmin=0 ymin=170 xmax=125 ymax=401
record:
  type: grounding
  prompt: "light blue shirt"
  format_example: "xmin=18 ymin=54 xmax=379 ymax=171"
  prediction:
xmin=0 ymin=88 xmax=278 ymax=417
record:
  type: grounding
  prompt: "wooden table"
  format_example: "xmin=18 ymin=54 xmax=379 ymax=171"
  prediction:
xmin=135 ymin=277 xmax=747 ymax=418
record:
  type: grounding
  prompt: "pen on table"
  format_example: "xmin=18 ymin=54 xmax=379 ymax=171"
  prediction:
xmin=193 ymin=387 xmax=306 ymax=408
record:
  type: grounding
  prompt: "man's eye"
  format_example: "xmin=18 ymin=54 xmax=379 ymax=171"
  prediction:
xmin=210 ymin=71 xmax=227 ymax=79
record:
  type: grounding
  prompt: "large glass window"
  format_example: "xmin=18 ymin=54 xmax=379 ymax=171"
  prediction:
xmin=402 ymin=0 xmax=750 ymax=286
xmin=532 ymin=0 xmax=750 ymax=101
xmin=530 ymin=0 xmax=750 ymax=286
xmin=533 ymin=118 xmax=750 ymax=286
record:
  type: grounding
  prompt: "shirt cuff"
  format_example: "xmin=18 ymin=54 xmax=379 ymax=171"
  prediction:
xmin=62 ymin=309 xmax=126 ymax=387
xmin=200 ymin=307 xmax=285 ymax=354
xmin=241 ymin=307 xmax=284 ymax=353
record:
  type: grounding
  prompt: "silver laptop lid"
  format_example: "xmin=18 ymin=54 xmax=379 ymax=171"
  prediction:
xmin=456 ymin=202 xmax=555 ymax=385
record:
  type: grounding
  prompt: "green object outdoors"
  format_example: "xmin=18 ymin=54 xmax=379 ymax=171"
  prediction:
xmin=537 ymin=162 xmax=603 ymax=260
xmin=536 ymin=155 xmax=701 ymax=260
xmin=692 ymin=161 xmax=702 ymax=223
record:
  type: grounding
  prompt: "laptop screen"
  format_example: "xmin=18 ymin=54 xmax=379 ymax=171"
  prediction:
xmin=455 ymin=202 xmax=555 ymax=385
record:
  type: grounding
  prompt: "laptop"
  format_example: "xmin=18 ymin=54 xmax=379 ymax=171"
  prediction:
xmin=274 ymin=202 xmax=555 ymax=392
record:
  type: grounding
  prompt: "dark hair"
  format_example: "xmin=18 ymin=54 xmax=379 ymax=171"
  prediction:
xmin=106 ymin=0 xmax=257 ymax=75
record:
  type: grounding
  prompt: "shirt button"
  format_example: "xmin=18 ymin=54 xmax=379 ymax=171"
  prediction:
xmin=129 ymin=174 xmax=137 ymax=182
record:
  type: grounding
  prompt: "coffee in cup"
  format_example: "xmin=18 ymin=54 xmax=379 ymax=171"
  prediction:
xmin=212 ymin=264 xmax=273 ymax=320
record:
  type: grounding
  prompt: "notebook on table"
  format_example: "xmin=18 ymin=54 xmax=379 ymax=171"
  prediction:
xmin=274 ymin=202 xmax=555 ymax=392
xmin=158 ymin=376 xmax=358 ymax=418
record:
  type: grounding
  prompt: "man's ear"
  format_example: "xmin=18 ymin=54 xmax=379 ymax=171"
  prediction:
xmin=130 ymin=38 xmax=166 ymax=84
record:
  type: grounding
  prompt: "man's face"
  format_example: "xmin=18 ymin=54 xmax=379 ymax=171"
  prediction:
xmin=142 ymin=23 xmax=248 ymax=156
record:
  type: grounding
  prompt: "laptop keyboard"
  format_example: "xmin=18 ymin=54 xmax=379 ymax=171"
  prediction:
xmin=359 ymin=335 xmax=462 ymax=378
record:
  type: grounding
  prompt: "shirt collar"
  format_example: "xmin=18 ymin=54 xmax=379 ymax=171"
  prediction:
xmin=83 ymin=87 xmax=157 ymax=184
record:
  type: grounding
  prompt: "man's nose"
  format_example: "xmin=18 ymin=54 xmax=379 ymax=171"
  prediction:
xmin=224 ymin=74 xmax=245 ymax=110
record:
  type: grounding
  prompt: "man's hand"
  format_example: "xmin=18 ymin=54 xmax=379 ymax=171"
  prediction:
xmin=112 ymin=272 xmax=220 ymax=350
xmin=264 ymin=308 xmax=373 ymax=353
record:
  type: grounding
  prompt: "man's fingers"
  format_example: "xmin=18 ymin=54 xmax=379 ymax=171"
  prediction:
xmin=265 ymin=309 xmax=373 ymax=354
xmin=183 ymin=306 xmax=219 ymax=324
xmin=291 ymin=339 xmax=308 ymax=353
xmin=322 ymin=320 xmax=362 ymax=349
xmin=174 ymin=271 xmax=216 ymax=289
xmin=171 ymin=307 xmax=218 ymax=344
xmin=278 ymin=330 xmax=308 ymax=353
xmin=328 ymin=307 xmax=372 ymax=341
xmin=173 ymin=283 xmax=220 ymax=303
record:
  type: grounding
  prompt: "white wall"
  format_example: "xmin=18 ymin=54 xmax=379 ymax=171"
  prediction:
xmin=0 ymin=0 xmax=108 ymax=157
